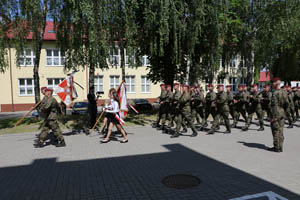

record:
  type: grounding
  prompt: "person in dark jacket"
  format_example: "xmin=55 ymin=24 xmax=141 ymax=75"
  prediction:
xmin=87 ymin=86 xmax=98 ymax=131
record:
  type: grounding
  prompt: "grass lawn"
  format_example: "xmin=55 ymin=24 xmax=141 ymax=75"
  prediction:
xmin=0 ymin=111 xmax=156 ymax=135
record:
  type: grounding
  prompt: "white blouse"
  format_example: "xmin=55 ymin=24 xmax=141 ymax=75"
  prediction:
xmin=105 ymin=99 xmax=120 ymax=113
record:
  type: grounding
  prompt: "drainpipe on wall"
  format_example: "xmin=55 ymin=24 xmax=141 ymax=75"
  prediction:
xmin=86 ymin=63 xmax=89 ymax=97
xmin=9 ymin=47 xmax=15 ymax=112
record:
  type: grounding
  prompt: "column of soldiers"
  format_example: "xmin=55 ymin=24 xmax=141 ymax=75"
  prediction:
xmin=153 ymin=80 xmax=300 ymax=153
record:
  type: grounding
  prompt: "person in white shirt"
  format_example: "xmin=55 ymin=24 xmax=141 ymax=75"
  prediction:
xmin=101 ymin=88 xmax=128 ymax=143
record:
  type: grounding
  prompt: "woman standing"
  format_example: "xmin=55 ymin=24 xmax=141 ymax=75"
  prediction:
xmin=101 ymin=89 xmax=128 ymax=143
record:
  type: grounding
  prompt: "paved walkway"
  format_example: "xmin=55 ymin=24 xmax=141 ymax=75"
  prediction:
xmin=0 ymin=121 xmax=300 ymax=200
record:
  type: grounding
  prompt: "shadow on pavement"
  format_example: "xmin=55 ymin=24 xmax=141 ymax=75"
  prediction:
xmin=237 ymin=141 xmax=268 ymax=150
xmin=0 ymin=144 xmax=298 ymax=200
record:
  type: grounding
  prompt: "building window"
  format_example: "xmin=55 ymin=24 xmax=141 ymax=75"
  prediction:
xmin=125 ymin=76 xmax=136 ymax=93
xmin=94 ymin=76 xmax=104 ymax=93
xmin=19 ymin=78 xmax=34 ymax=96
xmin=18 ymin=49 xmax=35 ymax=66
xmin=241 ymin=77 xmax=247 ymax=85
xmin=46 ymin=49 xmax=65 ymax=66
xmin=229 ymin=77 xmax=237 ymax=92
xmin=109 ymin=47 xmax=120 ymax=66
xmin=142 ymin=55 xmax=150 ymax=66
xmin=141 ymin=76 xmax=151 ymax=93
xmin=110 ymin=75 xmax=120 ymax=89
xmin=47 ymin=78 xmax=64 ymax=95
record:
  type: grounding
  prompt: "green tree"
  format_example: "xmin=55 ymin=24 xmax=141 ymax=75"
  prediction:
xmin=0 ymin=0 xmax=58 ymax=103
xmin=53 ymin=0 xmax=109 ymax=89
xmin=106 ymin=0 xmax=139 ymax=81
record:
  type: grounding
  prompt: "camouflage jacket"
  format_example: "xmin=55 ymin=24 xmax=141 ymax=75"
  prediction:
xmin=270 ymin=89 xmax=289 ymax=120
xmin=288 ymin=91 xmax=295 ymax=108
xmin=158 ymin=90 xmax=168 ymax=103
xmin=294 ymin=91 xmax=300 ymax=106
xmin=179 ymin=91 xmax=191 ymax=112
xmin=172 ymin=90 xmax=182 ymax=109
xmin=205 ymin=91 xmax=217 ymax=107
xmin=261 ymin=90 xmax=272 ymax=107
xmin=235 ymin=91 xmax=248 ymax=110
xmin=249 ymin=91 xmax=262 ymax=109
xmin=40 ymin=96 xmax=60 ymax=121
xmin=226 ymin=91 xmax=234 ymax=106
xmin=216 ymin=91 xmax=229 ymax=112
xmin=38 ymin=96 xmax=49 ymax=119
xmin=194 ymin=90 xmax=205 ymax=107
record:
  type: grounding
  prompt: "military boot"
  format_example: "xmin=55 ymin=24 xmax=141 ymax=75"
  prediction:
xmin=157 ymin=125 xmax=165 ymax=131
xmin=56 ymin=140 xmax=66 ymax=147
xmin=191 ymin=132 xmax=198 ymax=137
xmin=207 ymin=128 xmax=215 ymax=135
xmin=181 ymin=128 xmax=188 ymax=133
xmin=171 ymin=133 xmax=180 ymax=138
xmin=231 ymin=121 xmax=237 ymax=128
xmin=224 ymin=127 xmax=231 ymax=134
xmin=287 ymin=124 xmax=293 ymax=128
xmin=267 ymin=147 xmax=280 ymax=152
xmin=216 ymin=126 xmax=220 ymax=131
xmin=202 ymin=122 xmax=208 ymax=128
xmin=34 ymin=140 xmax=46 ymax=148
xmin=257 ymin=126 xmax=264 ymax=131
xmin=242 ymin=124 xmax=249 ymax=131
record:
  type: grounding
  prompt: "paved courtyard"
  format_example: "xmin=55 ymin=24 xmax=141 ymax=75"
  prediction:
xmin=0 ymin=121 xmax=300 ymax=200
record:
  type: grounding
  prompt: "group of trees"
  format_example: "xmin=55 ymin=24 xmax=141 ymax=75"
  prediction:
xmin=1 ymin=0 xmax=300 ymax=103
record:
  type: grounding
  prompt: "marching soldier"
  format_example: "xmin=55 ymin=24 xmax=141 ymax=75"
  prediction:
xmin=248 ymin=84 xmax=264 ymax=131
xmin=208 ymin=85 xmax=231 ymax=134
xmin=234 ymin=85 xmax=249 ymax=130
xmin=153 ymin=84 xmax=167 ymax=128
xmin=203 ymin=84 xmax=217 ymax=128
xmin=226 ymin=85 xmax=238 ymax=128
xmin=244 ymin=85 xmax=251 ymax=120
xmin=267 ymin=77 xmax=289 ymax=153
xmin=158 ymin=84 xmax=172 ymax=132
xmin=190 ymin=85 xmax=201 ymax=125
xmin=170 ymin=83 xmax=183 ymax=138
xmin=282 ymin=86 xmax=293 ymax=128
xmin=261 ymin=84 xmax=272 ymax=121
xmin=34 ymin=88 xmax=66 ymax=148
xmin=287 ymin=85 xmax=296 ymax=127
xmin=293 ymin=86 xmax=300 ymax=120
xmin=171 ymin=84 xmax=198 ymax=138
xmin=194 ymin=85 xmax=206 ymax=130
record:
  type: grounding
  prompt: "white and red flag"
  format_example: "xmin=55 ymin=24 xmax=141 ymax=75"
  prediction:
xmin=116 ymin=81 xmax=128 ymax=119
xmin=55 ymin=73 xmax=78 ymax=106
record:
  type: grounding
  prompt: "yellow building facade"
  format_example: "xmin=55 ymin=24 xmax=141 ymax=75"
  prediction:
xmin=0 ymin=41 xmax=161 ymax=112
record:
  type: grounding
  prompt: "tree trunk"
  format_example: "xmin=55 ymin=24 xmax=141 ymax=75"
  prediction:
xmin=89 ymin=64 xmax=95 ymax=90
xmin=120 ymin=44 xmax=126 ymax=81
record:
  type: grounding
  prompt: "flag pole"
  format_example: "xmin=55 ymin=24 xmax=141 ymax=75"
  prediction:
xmin=15 ymin=100 xmax=42 ymax=126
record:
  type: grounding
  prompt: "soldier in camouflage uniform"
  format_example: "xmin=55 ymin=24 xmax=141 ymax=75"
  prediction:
xmin=170 ymin=83 xmax=183 ymax=138
xmin=208 ymin=85 xmax=231 ymax=134
xmin=282 ymin=86 xmax=293 ymax=128
xmin=153 ymin=84 xmax=166 ymax=128
xmin=267 ymin=77 xmax=289 ymax=153
xmin=35 ymin=87 xmax=49 ymax=138
xmin=294 ymin=87 xmax=300 ymax=120
xmin=35 ymin=88 xmax=66 ymax=148
xmin=226 ymin=85 xmax=238 ymax=128
xmin=203 ymin=84 xmax=217 ymax=128
xmin=248 ymin=84 xmax=264 ymax=131
xmin=234 ymin=85 xmax=249 ymax=130
xmin=287 ymin=85 xmax=296 ymax=127
xmin=244 ymin=85 xmax=251 ymax=121
xmin=293 ymin=87 xmax=300 ymax=120
xmin=190 ymin=85 xmax=201 ymax=125
xmin=171 ymin=84 xmax=198 ymax=138
xmin=158 ymin=84 xmax=173 ymax=132
xmin=261 ymin=84 xmax=272 ymax=121
xmin=194 ymin=85 xmax=206 ymax=130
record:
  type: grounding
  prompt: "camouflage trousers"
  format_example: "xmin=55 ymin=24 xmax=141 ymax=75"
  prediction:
xmin=286 ymin=106 xmax=296 ymax=124
xmin=247 ymin=106 xmax=264 ymax=127
xmin=175 ymin=109 xmax=198 ymax=134
xmin=203 ymin=106 xmax=217 ymax=125
xmin=271 ymin=118 xmax=285 ymax=150
xmin=212 ymin=109 xmax=231 ymax=131
xmin=39 ymin=120 xmax=64 ymax=142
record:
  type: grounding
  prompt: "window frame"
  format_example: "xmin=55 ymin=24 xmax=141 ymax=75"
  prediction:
xmin=18 ymin=78 xmax=35 ymax=96
xmin=125 ymin=75 xmax=136 ymax=93
xmin=94 ymin=75 xmax=104 ymax=93
xmin=46 ymin=49 xmax=65 ymax=66
xmin=18 ymin=49 xmax=35 ymax=67
xmin=110 ymin=75 xmax=120 ymax=89
xmin=141 ymin=76 xmax=151 ymax=93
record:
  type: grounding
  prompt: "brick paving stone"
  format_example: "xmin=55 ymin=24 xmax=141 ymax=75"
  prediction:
xmin=0 ymin=119 xmax=300 ymax=199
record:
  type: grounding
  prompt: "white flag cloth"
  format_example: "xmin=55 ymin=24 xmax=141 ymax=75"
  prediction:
xmin=55 ymin=73 xmax=78 ymax=106
xmin=117 ymin=81 xmax=128 ymax=119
